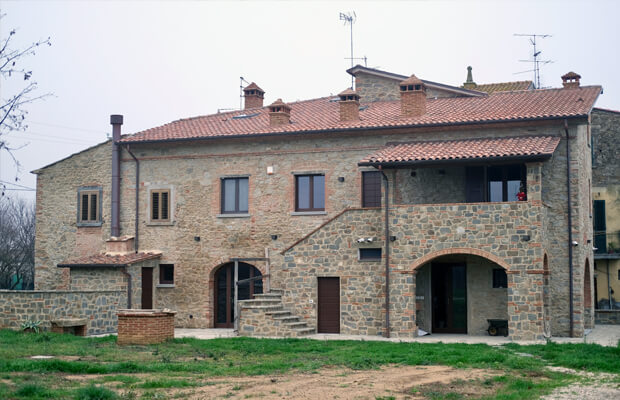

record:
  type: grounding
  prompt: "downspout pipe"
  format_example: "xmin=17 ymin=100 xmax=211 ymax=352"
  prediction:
xmin=124 ymin=145 xmax=140 ymax=253
xmin=110 ymin=115 xmax=123 ymax=238
xmin=121 ymin=268 xmax=132 ymax=309
xmin=565 ymin=119 xmax=574 ymax=337
xmin=378 ymin=166 xmax=390 ymax=338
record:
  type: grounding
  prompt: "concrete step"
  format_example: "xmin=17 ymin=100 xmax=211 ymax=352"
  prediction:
xmin=253 ymin=293 xmax=282 ymax=300
xmin=269 ymin=288 xmax=285 ymax=295
xmin=265 ymin=310 xmax=291 ymax=317
xmin=273 ymin=315 xmax=299 ymax=323
xmin=241 ymin=299 xmax=281 ymax=307
xmin=240 ymin=305 xmax=283 ymax=312
xmin=292 ymin=327 xmax=315 ymax=337
xmin=283 ymin=321 xmax=308 ymax=328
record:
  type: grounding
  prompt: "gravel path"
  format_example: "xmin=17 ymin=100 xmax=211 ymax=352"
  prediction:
xmin=541 ymin=367 xmax=620 ymax=400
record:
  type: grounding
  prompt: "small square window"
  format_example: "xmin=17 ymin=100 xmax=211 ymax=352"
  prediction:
xmin=221 ymin=177 xmax=249 ymax=214
xmin=151 ymin=189 xmax=170 ymax=222
xmin=493 ymin=269 xmax=508 ymax=288
xmin=160 ymin=264 xmax=174 ymax=285
xmin=359 ymin=248 xmax=382 ymax=261
xmin=77 ymin=187 xmax=101 ymax=225
xmin=296 ymin=174 xmax=325 ymax=211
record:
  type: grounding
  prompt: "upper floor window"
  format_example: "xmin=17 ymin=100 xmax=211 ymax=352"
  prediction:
xmin=296 ymin=174 xmax=325 ymax=211
xmin=362 ymin=171 xmax=382 ymax=207
xmin=151 ymin=189 xmax=170 ymax=222
xmin=221 ymin=177 xmax=249 ymax=214
xmin=77 ymin=186 xmax=101 ymax=226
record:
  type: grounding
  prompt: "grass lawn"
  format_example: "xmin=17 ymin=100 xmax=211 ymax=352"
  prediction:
xmin=0 ymin=329 xmax=618 ymax=399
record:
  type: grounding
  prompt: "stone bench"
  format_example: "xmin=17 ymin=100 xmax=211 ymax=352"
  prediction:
xmin=50 ymin=318 xmax=88 ymax=336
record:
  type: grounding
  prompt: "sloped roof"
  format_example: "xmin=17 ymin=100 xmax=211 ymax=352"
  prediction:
xmin=120 ymin=86 xmax=601 ymax=144
xmin=359 ymin=135 xmax=561 ymax=166
xmin=466 ymin=81 xmax=535 ymax=93
xmin=58 ymin=252 xmax=161 ymax=268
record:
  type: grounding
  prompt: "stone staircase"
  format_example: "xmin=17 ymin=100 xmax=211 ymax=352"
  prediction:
xmin=238 ymin=289 xmax=315 ymax=337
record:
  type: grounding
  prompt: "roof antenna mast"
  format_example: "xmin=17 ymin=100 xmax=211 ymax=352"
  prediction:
xmin=514 ymin=33 xmax=553 ymax=89
xmin=340 ymin=11 xmax=366 ymax=88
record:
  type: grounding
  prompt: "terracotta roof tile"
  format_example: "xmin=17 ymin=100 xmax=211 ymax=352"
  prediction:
xmin=465 ymin=81 xmax=534 ymax=93
xmin=359 ymin=135 xmax=561 ymax=165
xmin=120 ymin=86 xmax=600 ymax=144
xmin=58 ymin=252 xmax=162 ymax=267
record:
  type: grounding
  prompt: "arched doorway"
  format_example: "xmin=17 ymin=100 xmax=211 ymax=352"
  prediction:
xmin=584 ymin=259 xmax=593 ymax=329
xmin=214 ymin=262 xmax=263 ymax=328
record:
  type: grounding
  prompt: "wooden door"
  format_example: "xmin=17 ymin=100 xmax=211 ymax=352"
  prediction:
xmin=317 ymin=277 xmax=340 ymax=333
xmin=214 ymin=262 xmax=263 ymax=328
xmin=432 ymin=264 xmax=467 ymax=333
xmin=141 ymin=267 xmax=153 ymax=309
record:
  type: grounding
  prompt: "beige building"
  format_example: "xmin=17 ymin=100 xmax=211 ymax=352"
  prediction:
xmin=25 ymin=66 xmax=602 ymax=340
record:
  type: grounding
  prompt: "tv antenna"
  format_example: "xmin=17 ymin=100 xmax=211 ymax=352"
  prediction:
xmin=514 ymin=33 xmax=553 ymax=89
xmin=340 ymin=11 xmax=366 ymax=88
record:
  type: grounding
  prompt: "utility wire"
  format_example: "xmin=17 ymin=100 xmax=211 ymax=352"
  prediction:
xmin=29 ymin=120 xmax=108 ymax=134
xmin=0 ymin=180 xmax=35 ymax=190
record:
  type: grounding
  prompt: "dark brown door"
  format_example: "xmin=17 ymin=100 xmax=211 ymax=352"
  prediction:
xmin=432 ymin=264 xmax=467 ymax=333
xmin=317 ymin=277 xmax=340 ymax=333
xmin=141 ymin=267 xmax=153 ymax=309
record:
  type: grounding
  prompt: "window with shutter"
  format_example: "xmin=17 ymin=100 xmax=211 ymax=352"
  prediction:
xmin=77 ymin=187 xmax=101 ymax=225
xmin=362 ymin=171 xmax=382 ymax=207
xmin=150 ymin=189 xmax=171 ymax=222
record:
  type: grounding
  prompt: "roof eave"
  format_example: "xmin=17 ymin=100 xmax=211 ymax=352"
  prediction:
xmin=121 ymin=114 xmax=589 ymax=146
xmin=57 ymin=263 xmax=127 ymax=268
xmin=358 ymin=153 xmax=553 ymax=168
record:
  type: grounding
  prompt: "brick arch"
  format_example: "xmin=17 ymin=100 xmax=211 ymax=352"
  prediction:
xmin=208 ymin=259 xmax=267 ymax=281
xmin=408 ymin=247 xmax=512 ymax=271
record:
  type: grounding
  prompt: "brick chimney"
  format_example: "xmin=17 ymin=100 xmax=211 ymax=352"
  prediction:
xmin=561 ymin=72 xmax=581 ymax=89
xmin=243 ymin=82 xmax=265 ymax=109
xmin=399 ymin=74 xmax=426 ymax=118
xmin=338 ymin=88 xmax=360 ymax=122
xmin=463 ymin=66 xmax=477 ymax=90
xmin=268 ymin=98 xmax=291 ymax=126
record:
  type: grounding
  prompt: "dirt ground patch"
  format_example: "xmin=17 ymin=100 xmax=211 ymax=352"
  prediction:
xmin=166 ymin=365 xmax=501 ymax=399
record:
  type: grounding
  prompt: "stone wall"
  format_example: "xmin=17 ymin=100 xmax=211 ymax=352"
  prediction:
xmin=354 ymin=72 xmax=464 ymax=103
xmin=34 ymin=141 xmax=112 ymax=290
xmin=395 ymin=166 xmax=466 ymax=204
xmin=0 ymin=290 xmax=126 ymax=335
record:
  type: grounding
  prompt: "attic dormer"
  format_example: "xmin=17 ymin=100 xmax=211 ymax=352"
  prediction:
xmin=399 ymin=74 xmax=426 ymax=118
xmin=268 ymin=98 xmax=291 ymax=126
xmin=243 ymin=82 xmax=265 ymax=109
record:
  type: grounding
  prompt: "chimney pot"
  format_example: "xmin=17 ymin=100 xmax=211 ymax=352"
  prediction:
xmin=463 ymin=66 xmax=477 ymax=89
xmin=243 ymin=82 xmax=265 ymax=109
xmin=110 ymin=114 xmax=124 ymax=125
xmin=268 ymin=98 xmax=291 ymax=126
xmin=337 ymin=88 xmax=360 ymax=122
xmin=399 ymin=74 xmax=426 ymax=118
xmin=561 ymin=71 xmax=581 ymax=88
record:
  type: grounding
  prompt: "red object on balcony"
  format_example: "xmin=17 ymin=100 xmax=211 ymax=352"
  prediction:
xmin=517 ymin=191 xmax=527 ymax=201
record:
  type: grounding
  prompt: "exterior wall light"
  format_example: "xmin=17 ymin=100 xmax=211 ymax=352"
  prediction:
xmin=271 ymin=234 xmax=278 ymax=240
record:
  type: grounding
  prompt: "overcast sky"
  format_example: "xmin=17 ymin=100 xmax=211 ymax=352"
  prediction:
xmin=1 ymin=0 xmax=619 ymax=201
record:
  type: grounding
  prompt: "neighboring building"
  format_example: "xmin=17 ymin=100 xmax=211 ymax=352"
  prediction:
xmin=591 ymin=108 xmax=620 ymax=314
xmin=29 ymin=66 xmax=602 ymax=340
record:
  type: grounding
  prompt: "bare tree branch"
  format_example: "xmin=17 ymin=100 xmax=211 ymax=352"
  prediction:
xmin=0 ymin=196 xmax=35 ymax=289
xmin=0 ymin=12 xmax=52 ymax=170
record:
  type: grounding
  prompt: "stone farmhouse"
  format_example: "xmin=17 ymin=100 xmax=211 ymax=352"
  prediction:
xmin=6 ymin=65 xmax=603 ymax=341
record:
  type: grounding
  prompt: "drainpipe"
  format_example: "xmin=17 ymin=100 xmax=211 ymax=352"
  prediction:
xmin=124 ymin=145 xmax=140 ymax=253
xmin=121 ymin=267 xmax=132 ymax=309
xmin=110 ymin=115 xmax=123 ymax=238
xmin=607 ymin=260 xmax=612 ymax=309
xmin=564 ymin=119 xmax=574 ymax=337
xmin=378 ymin=166 xmax=390 ymax=338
